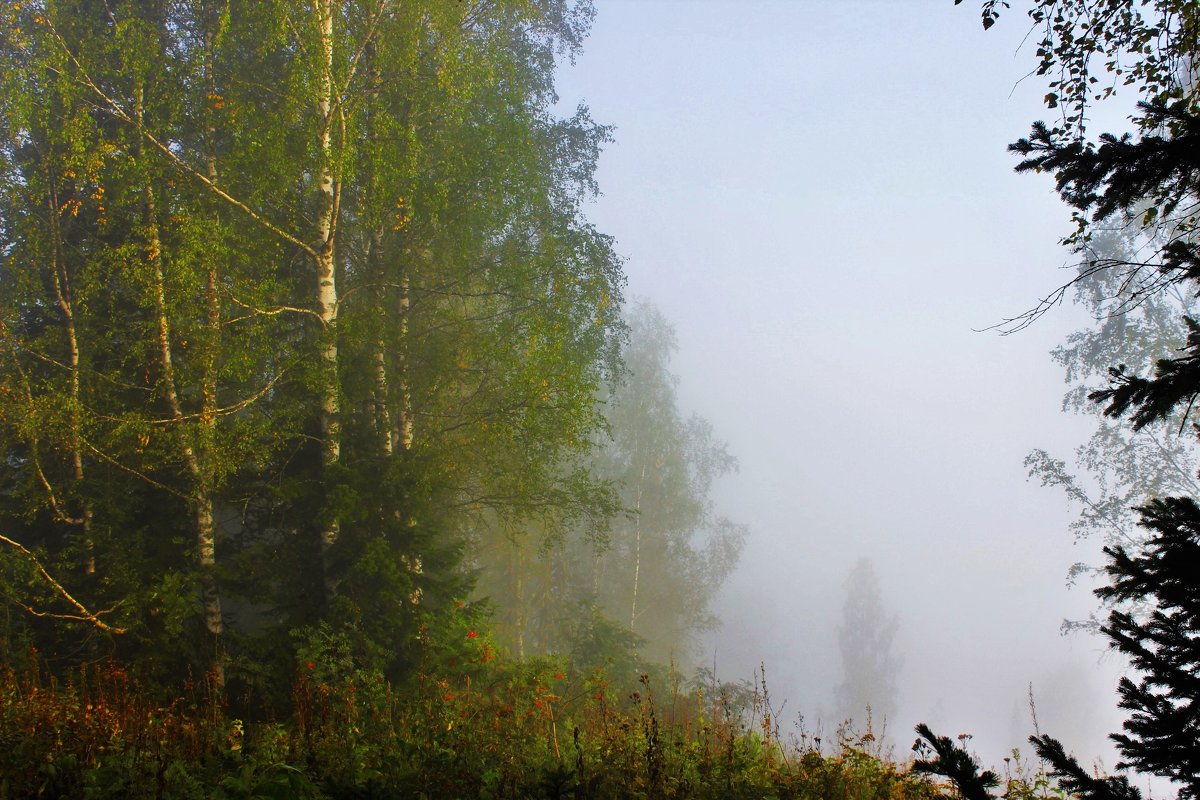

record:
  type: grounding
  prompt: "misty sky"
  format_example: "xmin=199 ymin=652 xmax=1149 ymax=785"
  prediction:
xmin=554 ymin=0 xmax=1145 ymax=775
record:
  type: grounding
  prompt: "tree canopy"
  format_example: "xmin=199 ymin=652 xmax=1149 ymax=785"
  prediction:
xmin=0 ymin=0 xmax=630 ymax=696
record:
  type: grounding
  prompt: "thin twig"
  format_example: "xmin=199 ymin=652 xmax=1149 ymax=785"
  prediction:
xmin=226 ymin=293 xmax=324 ymax=324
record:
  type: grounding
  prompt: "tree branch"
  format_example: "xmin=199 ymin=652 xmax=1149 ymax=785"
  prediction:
xmin=0 ymin=533 xmax=125 ymax=633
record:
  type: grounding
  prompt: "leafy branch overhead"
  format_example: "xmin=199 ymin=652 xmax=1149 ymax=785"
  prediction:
xmin=961 ymin=1 xmax=1200 ymax=134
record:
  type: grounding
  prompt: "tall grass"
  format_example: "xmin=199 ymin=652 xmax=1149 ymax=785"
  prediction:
xmin=0 ymin=646 xmax=976 ymax=799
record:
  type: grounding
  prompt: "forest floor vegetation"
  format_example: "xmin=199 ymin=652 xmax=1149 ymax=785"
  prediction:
xmin=0 ymin=642 xmax=976 ymax=800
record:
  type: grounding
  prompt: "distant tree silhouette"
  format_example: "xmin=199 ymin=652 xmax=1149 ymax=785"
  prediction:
xmin=834 ymin=557 xmax=900 ymax=732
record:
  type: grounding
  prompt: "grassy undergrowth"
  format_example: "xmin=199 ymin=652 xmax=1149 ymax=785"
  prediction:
xmin=1 ymin=642 xmax=969 ymax=800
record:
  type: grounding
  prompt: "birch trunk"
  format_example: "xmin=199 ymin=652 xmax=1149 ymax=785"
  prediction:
xmin=46 ymin=181 xmax=94 ymax=575
xmin=514 ymin=541 xmax=527 ymax=659
xmin=198 ymin=25 xmax=226 ymax=646
xmin=369 ymin=246 xmax=412 ymax=455
xmin=395 ymin=273 xmax=413 ymax=453
xmin=313 ymin=0 xmax=343 ymax=601
xmin=137 ymin=84 xmax=225 ymax=687
xmin=362 ymin=52 xmax=395 ymax=460
xmin=146 ymin=172 xmax=225 ymax=646
xmin=628 ymin=460 xmax=647 ymax=633
xmin=371 ymin=228 xmax=394 ymax=457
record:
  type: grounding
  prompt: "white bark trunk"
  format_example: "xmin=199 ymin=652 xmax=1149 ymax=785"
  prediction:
xmin=46 ymin=186 xmax=94 ymax=575
xmin=368 ymin=222 xmax=394 ymax=457
xmin=394 ymin=273 xmax=413 ymax=452
xmin=314 ymin=0 xmax=342 ymax=601
xmin=629 ymin=460 xmax=646 ymax=633
xmin=138 ymin=84 xmax=225 ymax=687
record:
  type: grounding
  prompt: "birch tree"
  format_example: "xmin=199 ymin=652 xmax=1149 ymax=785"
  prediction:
xmin=0 ymin=0 xmax=629 ymax=689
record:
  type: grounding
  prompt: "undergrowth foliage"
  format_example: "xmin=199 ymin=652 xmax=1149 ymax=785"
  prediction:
xmin=0 ymin=636 xmax=961 ymax=800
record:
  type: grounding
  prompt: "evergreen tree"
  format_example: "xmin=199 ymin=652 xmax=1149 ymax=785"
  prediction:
xmin=927 ymin=7 xmax=1200 ymax=798
xmin=1078 ymin=499 xmax=1200 ymax=794
xmin=1013 ymin=501 xmax=1200 ymax=799
xmin=834 ymin=557 xmax=900 ymax=731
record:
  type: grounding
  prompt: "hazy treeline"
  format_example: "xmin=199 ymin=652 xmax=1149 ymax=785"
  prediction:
xmin=476 ymin=300 xmax=745 ymax=669
xmin=0 ymin=0 xmax=741 ymax=709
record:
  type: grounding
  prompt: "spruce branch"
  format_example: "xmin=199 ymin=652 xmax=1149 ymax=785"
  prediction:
xmin=1029 ymin=734 xmax=1143 ymax=800
xmin=1089 ymin=317 xmax=1200 ymax=430
xmin=911 ymin=723 xmax=1000 ymax=800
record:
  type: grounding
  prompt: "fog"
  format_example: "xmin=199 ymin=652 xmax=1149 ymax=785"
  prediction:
xmin=556 ymin=0 xmax=1142 ymax=778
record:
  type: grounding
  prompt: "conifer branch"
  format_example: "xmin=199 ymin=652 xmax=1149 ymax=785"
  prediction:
xmin=1028 ymin=734 xmax=1143 ymax=800
xmin=1089 ymin=316 xmax=1200 ymax=429
xmin=911 ymin=723 xmax=999 ymax=800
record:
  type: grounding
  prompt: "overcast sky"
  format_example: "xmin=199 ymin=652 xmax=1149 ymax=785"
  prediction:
xmin=554 ymin=0 xmax=1146 ymax=775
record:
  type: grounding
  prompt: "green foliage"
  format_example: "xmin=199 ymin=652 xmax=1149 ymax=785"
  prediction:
xmin=0 ymin=1 xmax=756 ymax=794
xmin=562 ymin=602 xmax=650 ymax=693
xmin=587 ymin=303 xmax=746 ymax=664
xmin=996 ymin=748 xmax=1073 ymax=800
xmin=0 ymin=0 xmax=627 ymax=699
xmin=0 ymin=657 xmax=319 ymax=799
